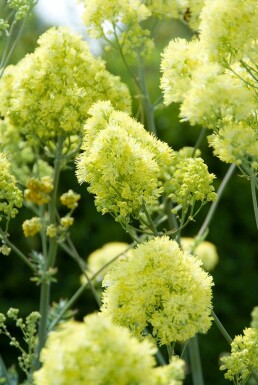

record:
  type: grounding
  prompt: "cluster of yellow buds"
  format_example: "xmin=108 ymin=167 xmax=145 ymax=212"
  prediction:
xmin=60 ymin=190 xmax=80 ymax=210
xmin=24 ymin=176 xmax=53 ymax=205
xmin=22 ymin=217 xmax=42 ymax=237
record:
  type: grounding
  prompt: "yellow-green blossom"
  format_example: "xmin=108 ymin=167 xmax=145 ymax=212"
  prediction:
xmin=34 ymin=313 xmax=185 ymax=385
xmin=180 ymin=62 xmax=255 ymax=128
xmin=165 ymin=156 xmax=216 ymax=209
xmin=0 ymin=27 xmax=131 ymax=144
xmin=60 ymin=190 xmax=81 ymax=210
xmin=60 ymin=216 xmax=74 ymax=228
xmin=87 ymin=242 xmax=129 ymax=282
xmin=102 ymin=236 xmax=214 ymax=345
xmin=79 ymin=0 xmax=152 ymax=55
xmin=181 ymin=237 xmax=219 ymax=271
xmin=160 ymin=38 xmax=203 ymax=105
xmin=77 ymin=103 xmax=173 ymax=223
xmin=22 ymin=217 xmax=42 ymax=237
xmin=208 ymin=119 xmax=258 ymax=166
xmin=0 ymin=153 xmax=23 ymax=221
xmin=77 ymin=125 xmax=161 ymax=223
xmin=24 ymin=176 xmax=53 ymax=205
xmin=199 ymin=0 xmax=258 ymax=61
xmin=79 ymin=101 xmax=173 ymax=171
xmin=220 ymin=327 xmax=258 ymax=384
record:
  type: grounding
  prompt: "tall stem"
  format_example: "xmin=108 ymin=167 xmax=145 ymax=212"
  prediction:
xmin=198 ymin=164 xmax=236 ymax=238
xmin=137 ymin=53 xmax=157 ymax=135
xmin=35 ymin=137 xmax=64 ymax=366
xmin=188 ymin=336 xmax=204 ymax=385
xmin=250 ymin=175 xmax=258 ymax=231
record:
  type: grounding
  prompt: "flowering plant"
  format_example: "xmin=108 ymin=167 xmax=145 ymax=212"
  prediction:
xmin=0 ymin=1 xmax=258 ymax=385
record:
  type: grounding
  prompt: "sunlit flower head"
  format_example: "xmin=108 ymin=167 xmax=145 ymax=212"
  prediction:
xmin=34 ymin=313 xmax=185 ymax=385
xmin=0 ymin=27 xmax=131 ymax=144
xmin=102 ymin=236 xmax=214 ymax=345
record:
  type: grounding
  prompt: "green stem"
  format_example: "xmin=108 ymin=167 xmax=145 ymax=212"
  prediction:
xmin=191 ymin=128 xmax=207 ymax=157
xmin=166 ymin=342 xmax=175 ymax=362
xmin=250 ymin=175 xmax=258 ymax=231
xmin=212 ymin=310 xmax=232 ymax=344
xmin=137 ymin=53 xmax=157 ymax=135
xmin=197 ymin=164 xmax=236 ymax=238
xmin=65 ymin=238 xmax=101 ymax=307
xmin=35 ymin=137 xmax=64 ymax=366
xmin=142 ymin=202 xmax=159 ymax=236
xmin=188 ymin=335 xmax=205 ymax=385
xmin=49 ymin=242 xmax=136 ymax=331
xmin=0 ymin=229 xmax=35 ymax=271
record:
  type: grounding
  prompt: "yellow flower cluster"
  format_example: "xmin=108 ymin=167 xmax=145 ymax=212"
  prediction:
xmin=87 ymin=242 xmax=129 ymax=282
xmin=76 ymin=101 xmax=173 ymax=223
xmin=181 ymin=237 xmax=219 ymax=272
xmin=60 ymin=190 xmax=81 ymax=210
xmin=220 ymin=327 xmax=258 ymax=383
xmin=0 ymin=153 xmax=23 ymax=221
xmin=24 ymin=176 xmax=53 ymax=205
xmin=22 ymin=217 xmax=41 ymax=237
xmin=163 ymin=148 xmax=216 ymax=210
xmin=102 ymin=236 xmax=213 ymax=345
xmin=160 ymin=0 xmax=258 ymax=173
xmin=34 ymin=313 xmax=185 ymax=385
xmin=79 ymin=0 xmax=206 ymax=56
xmin=0 ymin=27 xmax=131 ymax=144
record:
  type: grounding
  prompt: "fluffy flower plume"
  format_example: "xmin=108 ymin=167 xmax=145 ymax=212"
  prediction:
xmin=200 ymin=0 xmax=258 ymax=61
xmin=102 ymin=236 xmax=213 ymax=345
xmin=76 ymin=101 xmax=173 ymax=223
xmin=0 ymin=153 xmax=23 ymax=221
xmin=220 ymin=327 xmax=258 ymax=383
xmin=163 ymin=148 xmax=216 ymax=210
xmin=0 ymin=27 xmax=131 ymax=143
xmin=33 ymin=313 xmax=185 ymax=385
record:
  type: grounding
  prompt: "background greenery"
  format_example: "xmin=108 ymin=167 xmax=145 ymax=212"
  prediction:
xmin=0 ymin=6 xmax=257 ymax=385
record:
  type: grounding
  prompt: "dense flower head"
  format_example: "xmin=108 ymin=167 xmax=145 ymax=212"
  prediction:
xmin=181 ymin=237 xmax=219 ymax=271
xmin=0 ymin=27 xmax=131 ymax=144
xmin=199 ymin=0 xmax=258 ymax=61
xmin=24 ymin=176 xmax=53 ymax=205
xmin=179 ymin=63 xmax=256 ymax=128
xmin=80 ymin=101 xmax=173 ymax=170
xmin=76 ymin=102 xmax=173 ymax=223
xmin=34 ymin=313 xmax=185 ymax=385
xmin=22 ymin=217 xmax=42 ymax=237
xmin=102 ymin=236 xmax=214 ymax=345
xmin=208 ymin=118 xmax=258 ymax=168
xmin=77 ymin=125 xmax=161 ymax=223
xmin=87 ymin=242 xmax=130 ymax=282
xmin=160 ymin=38 xmax=203 ymax=105
xmin=79 ymin=0 xmax=152 ymax=54
xmin=163 ymin=151 xmax=216 ymax=209
xmin=60 ymin=190 xmax=81 ymax=210
xmin=0 ymin=153 xmax=23 ymax=221
xmin=220 ymin=327 xmax=258 ymax=383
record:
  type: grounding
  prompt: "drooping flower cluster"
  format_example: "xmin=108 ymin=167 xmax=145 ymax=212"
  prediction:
xmin=160 ymin=0 xmax=258 ymax=176
xmin=76 ymin=101 xmax=173 ymax=223
xmin=0 ymin=27 xmax=131 ymax=145
xmin=220 ymin=327 xmax=258 ymax=383
xmin=102 ymin=236 xmax=213 ymax=345
xmin=0 ymin=153 xmax=23 ymax=222
xmin=33 ymin=313 xmax=185 ymax=385
xmin=181 ymin=237 xmax=219 ymax=272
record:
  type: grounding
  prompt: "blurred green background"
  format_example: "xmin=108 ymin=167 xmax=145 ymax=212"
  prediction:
xmin=0 ymin=4 xmax=257 ymax=385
